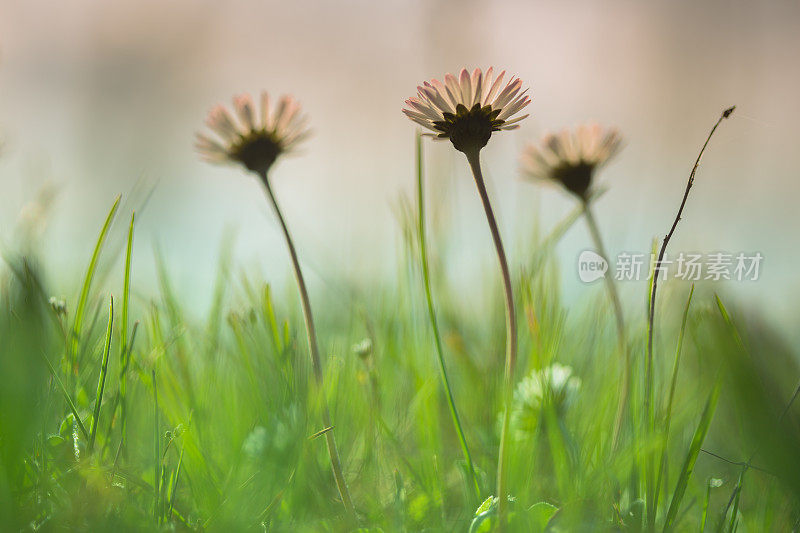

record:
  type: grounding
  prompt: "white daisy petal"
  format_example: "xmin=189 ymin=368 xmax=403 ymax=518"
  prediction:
xmin=430 ymin=79 xmax=456 ymax=112
xmin=493 ymin=78 xmax=522 ymax=111
xmin=471 ymin=68 xmax=483 ymax=107
xmin=276 ymin=98 xmax=299 ymax=133
xmin=206 ymin=105 xmax=241 ymax=142
xmin=420 ymin=86 xmax=451 ymax=117
xmin=497 ymin=93 xmax=530 ymax=121
xmin=483 ymin=70 xmax=505 ymax=106
xmin=481 ymin=67 xmax=495 ymax=105
xmin=234 ymin=94 xmax=256 ymax=131
xmin=195 ymin=133 xmax=229 ymax=161
xmin=404 ymin=111 xmax=435 ymax=130
xmin=260 ymin=92 xmax=271 ymax=130
xmin=405 ymin=98 xmax=441 ymax=120
xmin=444 ymin=73 xmax=462 ymax=107
xmin=403 ymin=108 xmax=435 ymax=122
xmin=500 ymin=113 xmax=529 ymax=127
xmin=459 ymin=68 xmax=472 ymax=109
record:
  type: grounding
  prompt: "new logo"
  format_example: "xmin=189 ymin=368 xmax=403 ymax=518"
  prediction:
xmin=578 ymin=250 xmax=608 ymax=283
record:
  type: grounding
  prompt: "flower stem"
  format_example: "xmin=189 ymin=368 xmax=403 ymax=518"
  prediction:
xmin=582 ymin=202 xmax=629 ymax=448
xmin=416 ymin=134 xmax=481 ymax=504
xmin=259 ymin=170 xmax=356 ymax=518
xmin=465 ymin=149 xmax=517 ymax=530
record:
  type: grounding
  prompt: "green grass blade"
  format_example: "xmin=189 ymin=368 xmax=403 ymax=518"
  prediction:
xmin=654 ymin=284 xmax=695 ymax=518
xmin=70 ymin=195 xmax=121 ymax=375
xmin=726 ymin=471 xmax=744 ymax=532
xmin=663 ymin=379 xmax=721 ymax=531
xmin=40 ymin=352 xmax=89 ymax=441
xmin=644 ymin=236 xmax=659 ymax=528
xmin=263 ymin=284 xmax=284 ymax=355
xmin=89 ymin=296 xmax=113 ymax=453
xmin=527 ymin=199 xmax=587 ymax=272
xmin=119 ymin=211 xmax=135 ymax=450
xmin=168 ymin=417 xmax=189 ymax=520
xmin=152 ymin=369 xmax=160 ymax=526
xmin=121 ymin=211 xmax=134 ymax=361
xmin=714 ymin=295 xmax=745 ymax=351
xmin=700 ymin=480 xmax=712 ymax=532
xmin=415 ymin=130 xmax=480 ymax=503
xmin=206 ymin=230 xmax=234 ymax=355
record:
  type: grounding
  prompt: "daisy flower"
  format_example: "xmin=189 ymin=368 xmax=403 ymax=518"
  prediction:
xmin=521 ymin=124 xmax=622 ymax=200
xmin=196 ymin=92 xmax=354 ymax=516
xmin=196 ymin=92 xmax=309 ymax=175
xmin=403 ymin=67 xmax=530 ymax=154
xmin=522 ymin=124 xmax=629 ymax=446
xmin=403 ymin=67 xmax=531 ymax=526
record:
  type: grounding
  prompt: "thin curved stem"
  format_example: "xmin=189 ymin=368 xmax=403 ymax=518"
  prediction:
xmin=465 ymin=149 xmax=517 ymax=530
xmin=582 ymin=202 xmax=629 ymax=447
xmin=644 ymin=106 xmax=734 ymax=528
xmin=258 ymin=170 xmax=355 ymax=518
xmin=416 ymin=135 xmax=481 ymax=503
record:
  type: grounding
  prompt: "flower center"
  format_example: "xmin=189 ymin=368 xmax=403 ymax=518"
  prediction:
xmin=231 ymin=132 xmax=282 ymax=174
xmin=552 ymin=161 xmax=594 ymax=199
xmin=433 ymin=103 xmax=505 ymax=153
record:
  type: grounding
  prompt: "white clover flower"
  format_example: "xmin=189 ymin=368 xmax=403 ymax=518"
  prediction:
xmin=521 ymin=124 xmax=622 ymax=200
xmin=515 ymin=363 xmax=581 ymax=412
xmin=352 ymin=338 xmax=373 ymax=359
xmin=242 ymin=426 xmax=269 ymax=459
xmin=509 ymin=363 xmax=581 ymax=438
xmin=196 ymin=92 xmax=310 ymax=175
xmin=403 ymin=67 xmax=530 ymax=153
xmin=48 ymin=296 xmax=67 ymax=316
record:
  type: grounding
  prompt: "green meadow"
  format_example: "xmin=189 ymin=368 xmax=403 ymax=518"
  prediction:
xmin=1 ymin=117 xmax=799 ymax=533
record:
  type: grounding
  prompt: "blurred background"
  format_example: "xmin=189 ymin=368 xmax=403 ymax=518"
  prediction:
xmin=1 ymin=0 xmax=798 ymax=336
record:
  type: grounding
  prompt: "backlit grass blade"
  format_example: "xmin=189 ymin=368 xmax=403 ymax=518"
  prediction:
xmin=121 ymin=211 xmax=134 ymax=359
xmin=653 ymin=284 xmax=695 ymax=519
xmin=700 ymin=480 xmax=712 ymax=532
xmin=714 ymin=295 xmax=745 ymax=351
xmin=119 ymin=211 xmax=135 ymax=450
xmin=415 ymin=130 xmax=480 ymax=503
xmin=152 ymin=369 xmax=160 ymax=526
xmin=206 ymin=230 xmax=234 ymax=356
xmin=644 ymin=236 xmax=658 ymax=528
xmin=263 ymin=284 xmax=284 ymax=355
xmin=725 ymin=470 xmax=744 ymax=532
xmin=40 ymin=352 xmax=89 ymax=441
xmin=527 ymin=197 xmax=591 ymax=272
xmin=89 ymin=296 xmax=113 ymax=453
xmin=168 ymin=415 xmax=190 ymax=520
xmin=663 ymin=379 xmax=721 ymax=531
xmin=70 ymin=195 xmax=121 ymax=375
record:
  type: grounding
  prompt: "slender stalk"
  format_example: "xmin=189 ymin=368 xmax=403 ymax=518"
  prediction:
xmin=258 ymin=170 xmax=356 ymax=518
xmin=416 ymin=134 xmax=481 ymax=503
xmin=582 ymin=202 xmax=629 ymax=447
xmin=645 ymin=106 xmax=734 ymax=528
xmin=464 ymin=149 xmax=517 ymax=529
